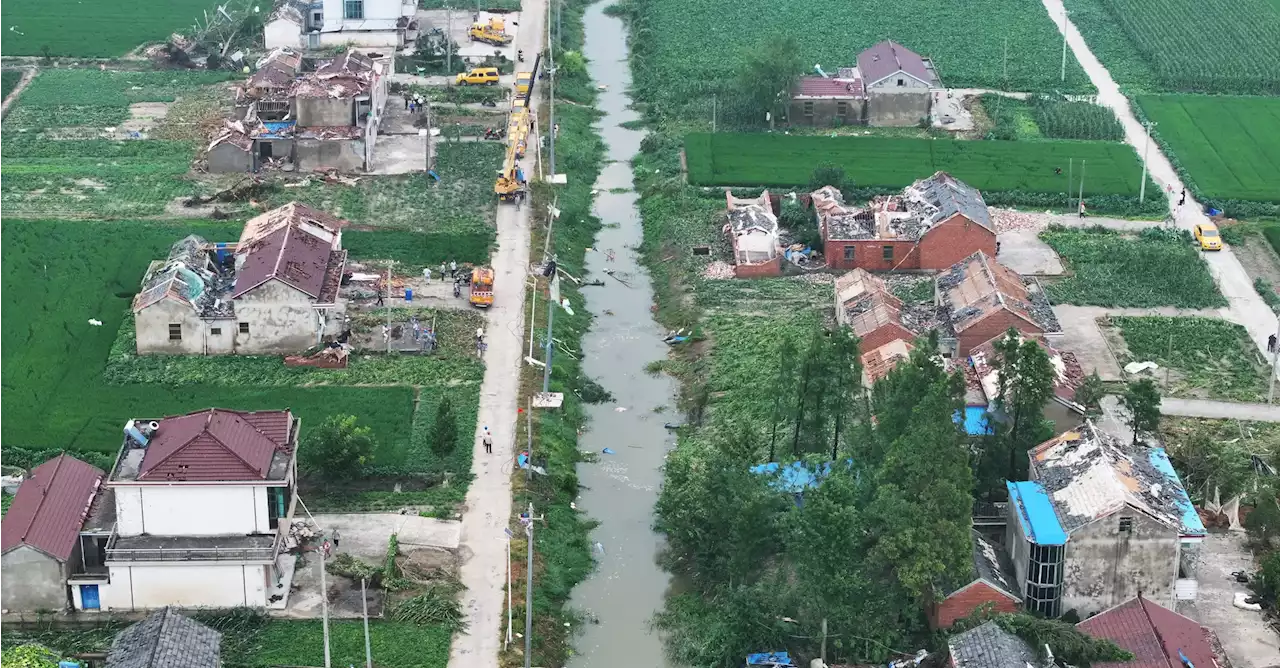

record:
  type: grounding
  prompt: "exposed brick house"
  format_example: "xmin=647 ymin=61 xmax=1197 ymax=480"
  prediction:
xmin=936 ymin=251 xmax=1059 ymax=355
xmin=1077 ymin=595 xmax=1220 ymax=668
xmin=834 ymin=269 xmax=916 ymax=352
xmin=930 ymin=530 xmax=1022 ymax=629
xmin=861 ymin=338 xmax=914 ymax=387
xmin=813 ymin=172 xmax=996 ymax=272
xmin=724 ymin=191 xmax=782 ymax=278
xmin=790 ymin=72 xmax=866 ymax=127
xmin=967 ymin=332 xmax=1086 ymax=434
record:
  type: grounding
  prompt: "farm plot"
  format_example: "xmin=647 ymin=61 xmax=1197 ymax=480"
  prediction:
xmin=1135 ymin=95 xmax=1280 ymax=204
xmin=1 ymin=0 xmax=217 ymax=57
xmin=1040 ymin=227 xmax=1225 ymax=308
xmin=625 ymin=0 xmax=1092 ymax=120
xmin=1106 ymin=316 xmax=1271 ymax=402
xmin=2 ymin=70 xmax=24 ymax=99
xmin=0 ymin=220 xmax=480 ymax=511
xmin=1065 ymin=0 xmax=1280 ymax=94
xmin=685 ymin=133 xmax=1147 ymax=195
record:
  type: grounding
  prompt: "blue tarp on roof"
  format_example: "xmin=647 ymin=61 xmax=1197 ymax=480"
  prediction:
xmin=954 ymin=407 xmax=993 ymax=435
xmin=261 ymin=121 xmax=297 ymax=139
xmin=1007 ymin=480 xmax=1067 ymax=545
xmin=749 ymin=459 xmax=854 ymax=494
xmin=1148 ymin=447 xmax=1207 ymax=537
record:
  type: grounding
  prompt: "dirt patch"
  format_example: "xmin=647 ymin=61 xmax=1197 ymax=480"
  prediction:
xmin=1233 ymin=235 xmax=1280 ymax=291
xmin=163 ymin=196 xmax=234 ymax=219
xmin=120 ymin=101 xmax=169 ymax=133
xmin=73 ymin=178 xmax=107 ymax=190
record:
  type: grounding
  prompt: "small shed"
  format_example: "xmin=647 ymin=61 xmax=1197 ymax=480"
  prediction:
xmin=206 ymin=129 xmax=255 ymax=173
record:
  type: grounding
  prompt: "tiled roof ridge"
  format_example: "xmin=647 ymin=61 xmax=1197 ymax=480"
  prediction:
xmin=18 ymin=454 xmax=66 ymax=544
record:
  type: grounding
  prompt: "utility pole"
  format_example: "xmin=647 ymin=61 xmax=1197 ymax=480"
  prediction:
xmin=526 ymin=397 xmax=534 ymax=481
xmin=1068 ymin=157 xmax=1073 ymax=208
xmin=506 ymin=528 xmax=515 ymax=648
xmin=1269 ymin=318 xmax=1280 ymax=403
xmin=320 ymin=545 xmax=332 ymax=668
xmin=1060 ymin=7 xmax=1069 ymax=82
xmin=385 ymin=263 xmax=393 ymax=353
xmin=543 ymin=274 xmax=555 ymax=392
xmin=1078 ymin=159 xmax=1086 ymax=210
xmin=556 ymin=0 xmax=562 ymax=49
xmin=546 ymin=0 xmax=556 ymax=179
xmin=523 ymin=503 xmax=535 ymax=668
xmin=361 ymin=578 xmax=373 ymax=668
xmin=1139 ymin=121 xmax=1155 ymax=202
xmin=446 ymin=9 xmax=454 ymax=74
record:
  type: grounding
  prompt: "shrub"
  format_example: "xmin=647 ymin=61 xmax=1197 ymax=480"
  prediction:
xmin=300 ymin=415 xmax=378 ymax=481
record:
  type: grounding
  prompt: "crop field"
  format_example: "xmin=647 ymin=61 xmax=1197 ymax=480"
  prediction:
xmin=1109 ymin=316 xmax=1271 ymax=402
xmin=1041 ymin=227 xmax=1225 ymax=308
xmin=685 ymin=133 xmax=1146 ymax=195
xmin=625 ymin=0 xmax=1092 ymax=119
xmin=1 ymin=220 xmax=480 ymax=510
xmin=1063 ymin=0 xmax=1280 ymax=94
xmin=1 ymin=0 xmax=215 ymax=57
xmin=1135 ymin=95 xmax=1280 ymax=203
xmin=2 ymin=70 xmax=23 ymax=99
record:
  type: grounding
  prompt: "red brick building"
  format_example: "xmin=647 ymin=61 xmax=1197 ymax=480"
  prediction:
xmin=1077 ymin=595 xmax=1221 ymax=668
xmin=813 ymin=172 xmax=996 ymax=272
xmin=833 ymin=269 xmax=916 ymax=352
xmin=937 ymin=252 xmax=1057 ymax=355
xmin=725 ymin=191 xmax=782 ymax=278
xmin=930 ymin=531 xmax=1022 ymax=629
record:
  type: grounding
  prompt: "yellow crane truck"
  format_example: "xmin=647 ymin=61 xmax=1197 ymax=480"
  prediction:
xmin=469 ymin=17 xmax=512 ymax=45
xmin=495 ymin=56 xmax=540 ymax=202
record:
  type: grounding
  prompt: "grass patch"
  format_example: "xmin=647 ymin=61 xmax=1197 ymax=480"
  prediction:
xmin=2 ymin=70 xmax=24 ymax=99
xmin=1 ymin=0 xmax=219 ymax=57
xmin=1110 ymin=316 xmax=1270 ymax=402
xmin=1135 ymin=95 xmax=1280 ymax=205
xmin=1041 ymin=226 xmax=1225 ymax=308
xmin=685 ymin=132 xmax=1148 ymax=195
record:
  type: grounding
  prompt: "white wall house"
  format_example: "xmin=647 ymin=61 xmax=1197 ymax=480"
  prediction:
xmin=266 ymin=0 xmax=414 ymax=48
xmin=66 ymin=408 xmax=301 ymax=612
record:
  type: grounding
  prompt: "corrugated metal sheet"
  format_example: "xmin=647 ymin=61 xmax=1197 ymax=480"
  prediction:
xmin=1 ymin=455 xmax=105 ymax=561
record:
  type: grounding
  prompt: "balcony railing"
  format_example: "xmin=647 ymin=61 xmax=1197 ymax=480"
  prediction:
xmin=105 ymin=532 xmax=280 ymax=563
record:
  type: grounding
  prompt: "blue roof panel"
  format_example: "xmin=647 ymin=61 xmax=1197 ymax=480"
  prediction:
xmin=1148 ymin=448 xmax=1207 ymax=536
xmin=1007 ymin=480 xmax=1067 ymax=545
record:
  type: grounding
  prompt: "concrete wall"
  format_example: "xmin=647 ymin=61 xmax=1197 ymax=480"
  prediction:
xmin=1 ymin=546 xmax=68 ymax=611
xmin=264 ymin=17 xmax=303 ymax=49
xmin=136 ymin=305 xmax=237 ymax=355
xmin=1005 ymin=507 xmax=1032 ymax=595
xmin=824 ymin=239 xmax=920 ymax=272
xmin=296 ymin=97 xmax=354 ymax=127
xmin=789 ymin=98 xmax=866 ymax=127
xmin=1062 ymin=510 xmax=1179 ymax=617
xmin=867 ymin=91 xmax=930 ymax=127
xmin=295 ymin=138 xmax=366 ymax=172
xmin=115 ymin=485 xmax=269 ymax=537
xmin=918 ymin=215 xmax=997 ymax=270
xmin=103 ymin=563 xmax=268 ymax=610
xmin=234 ymin=279 xmax=325 ymax=353
xmin=257 ymin=139 xmax=296 ymax=164
xmin=323 ymin=0 xmax=404 ymax=26
xmin=207 ymin=144 xmax=254 ymax=173
xmin=317 ymin=29 xmax=402 ymax=47
xmin=734 ymin=256 xmax=783 ymax=278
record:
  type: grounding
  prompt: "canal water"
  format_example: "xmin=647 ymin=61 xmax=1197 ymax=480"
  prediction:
xmin=566 ymin=3 xmax=678 ymax=666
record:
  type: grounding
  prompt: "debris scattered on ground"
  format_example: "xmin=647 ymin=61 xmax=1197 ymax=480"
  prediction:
xmin=790 ymin=272 xmax=834 ymax=285
xmin=1125 ymin=360 xmax=1160 ymax=375
xmin=702 ymin=261 xmax=735 ymax=279
xmin=990 ymin=207 xmax=1049 ymax=233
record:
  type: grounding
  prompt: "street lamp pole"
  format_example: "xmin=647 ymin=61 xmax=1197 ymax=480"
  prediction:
xmin=1139 ymin=121 xmax=1155 ymax=203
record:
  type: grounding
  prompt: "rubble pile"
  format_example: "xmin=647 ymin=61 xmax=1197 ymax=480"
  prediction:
xmin=1024 ymin=281 xmax=1061 ymax=332
xmin=990 ymin=207 xmax=1048 ymax=233
xmin=901 ymin=304 xmax=943 ymax=333
xmin=702 ymin=261 xmax=736 ymax=280
xmin=791 ymin=272 xmax=834 ymax=285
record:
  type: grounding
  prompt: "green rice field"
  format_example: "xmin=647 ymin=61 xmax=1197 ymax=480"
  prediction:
xmin=1135 ymin=95 xmax=1280 ymax=203
xmin=685 ymin=133 xmax=1147 ymax=195
xmin=1 ymin=0 xmax=215 ymax=57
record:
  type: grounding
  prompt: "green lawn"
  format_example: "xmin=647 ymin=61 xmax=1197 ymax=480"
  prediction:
xmin=1 ymin=70 xmax=24 ymax=99
xmin=685 ymin=132 xmax=1147 ymax=195
xmin=1135 ymin=95 xmax=1280 ymax=203
xmin=1 ymin=0 xmax=216 ymax=57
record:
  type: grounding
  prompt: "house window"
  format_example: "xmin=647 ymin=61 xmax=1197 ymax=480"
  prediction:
xmin=1119 ymin=516 xmax=1134 ymax=532
xmin=1025 ymin=543 xmax=1064 ymax=618
xmin=257 ymin=100 xmax=290 ymax=121
xmin=896 ymin=78 xmax=905 ymax=87
xmin=210 ymin=327 xmax=222 ymax=336
xmin=168 ymin=324 xmax=182 ymax=341
xmin=836 ymin=101 xmax=848 ymax=117
xmin=803 ymin=101 xmax=814 ymax=118
xmin=344 ymin=0 xmax=364 ymax=19
xmin=843 ymin=246 xmax=856 ymax=261
xmin=239 ymin=322 xmax=250 ymax=335
xmin=882 ymin=245 xmax=894 ymax=262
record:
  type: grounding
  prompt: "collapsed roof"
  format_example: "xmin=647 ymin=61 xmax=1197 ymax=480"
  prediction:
xmin=132 ymin=236 xmax=233 ymax=318
xmin=248 ymin=49 xmax=303 ymax=90
xmin=833 ymin=268 xmax=912 ymax=340
xmin=792 ymin=75 xmax=866 ymax=100
xmin=814 ymin=172 xmax=991 ymax=242
xmin=861 ymin=338 xmax=913 ymax=386
xmin=968 ymin=333 xmax=1085 ymax=412
xmin=293 ymin=50 xmax=380 ymax=99
xmin=724 ymin=191 xmax=779 ymax=264
xmin=937 ymin=251 xmax=1057 ymax=334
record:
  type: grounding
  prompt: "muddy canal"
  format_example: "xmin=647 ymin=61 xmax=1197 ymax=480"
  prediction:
xmin=566 ymin=3 xmax=677 ymax=666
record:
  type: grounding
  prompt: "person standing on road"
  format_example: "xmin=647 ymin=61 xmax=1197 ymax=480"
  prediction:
xmin=1179 ymin=188 xmax=1187 ymax=207
xmin=450 ymin=259 xmax=458 ymax=278
xmin=1078 ymin=200 xmax=1087 ymax=218
xmin=332 ymin=528 xmax=341 ymax=550
xmin=1269 ymin=333 xmax=1277 ymax=353
xmin=483 ymin=432 xmax=493 ymax=454
xmin=439 ymin=262 xmax=447 ymax=282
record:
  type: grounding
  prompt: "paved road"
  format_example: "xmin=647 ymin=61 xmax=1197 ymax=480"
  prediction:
xmin=1160 ymin=398 xmax=1280 ymax=422
xmin=446 ymin=0 xmax=544 ymax=666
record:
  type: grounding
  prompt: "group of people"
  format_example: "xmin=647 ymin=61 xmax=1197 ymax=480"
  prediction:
xmin=423 ymin=259 xmax=461 ymax=283
xmin=405 ymin=94 xmax=426 ymax=114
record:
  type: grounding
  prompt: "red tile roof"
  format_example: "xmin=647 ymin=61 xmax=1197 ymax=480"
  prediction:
xmin=794 ymin=76 xmax=865 ymax=99
xmin=857 ymin=40 xmax=938 ymax=87
xmin=1 ymin=455 xmax=104 ymax=561
xmin=1078 ymin=596 xmax=1217 ymax=668
xmin=233 ymin=223 xmax=336 ymax=299
xmin=138 ymin=409 xmax=294 ymax=482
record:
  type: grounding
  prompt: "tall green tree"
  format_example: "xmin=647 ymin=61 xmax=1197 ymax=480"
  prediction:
xmin=792 ymin=329 xmax=834 ymax=456
xmin=1122 ymin=378 xmax=1162 ymax=444
xmin=300 ymin=414 xmax=377 ymax=480
xmin=991 ymin=330 xmax=1056 ymax=485
xmin=1073 ymin=371 xmax=1105 ymax=415
xmin=739 ymin=37 xmax=804 ymax=129
xmin=768 ymin=337 xmax=799 ymax=462
xmin=870 ymin=332 xmax=947 ymax=461
xmin=827 ymin=326 xmax=863 ymax=459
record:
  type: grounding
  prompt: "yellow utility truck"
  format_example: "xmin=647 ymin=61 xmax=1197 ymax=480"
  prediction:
xmin=469 ymin=17 xmax=512 ymax=45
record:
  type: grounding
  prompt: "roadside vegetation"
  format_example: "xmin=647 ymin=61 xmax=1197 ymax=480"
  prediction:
xmin=981 ymin=95 xmax=1124 ymax=142
xmin=1041 ymin=226 xmax=1226 ymax=308
xmin=1108 ymin=316 xmax=1272 ymax=402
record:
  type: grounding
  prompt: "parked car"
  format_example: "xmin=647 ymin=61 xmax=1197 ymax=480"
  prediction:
xmin=1194 ymin=222 xmax=1222 ymax=251
xmin=455 ymin=67 xmax=500 ymax=86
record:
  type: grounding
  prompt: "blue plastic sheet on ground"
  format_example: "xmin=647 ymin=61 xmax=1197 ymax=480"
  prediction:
xmin=746 ymin=651 xmax=794 ymax=666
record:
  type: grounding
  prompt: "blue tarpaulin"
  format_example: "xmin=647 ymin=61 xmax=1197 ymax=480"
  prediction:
xmin=749 ymin=459 xmax=854 ymax=495
xmin=746 ymin=651 xmax=794 ymax=667
xmin=260 ymin=121 xmax=296 ymax=139
xmin=954 ymin=407 xmax=992 ymax=435
xmin=1149 ymin=447 xmax=1207 ymax=536
xmin=1007 ymin=480 xmax=1067 ymax=545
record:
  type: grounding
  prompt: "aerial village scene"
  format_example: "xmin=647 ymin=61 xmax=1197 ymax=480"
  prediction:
xmin=2 ymin=0 xmax=1280 ymax=666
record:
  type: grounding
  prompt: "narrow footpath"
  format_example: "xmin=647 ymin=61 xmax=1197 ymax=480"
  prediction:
xmin=1159 ymin=398 xmax=1280 ymax=422
xmin=1041 ymin=0 xmax=1279 ymax=363
xmin=446 ymin=0 xmax=545 ymax=665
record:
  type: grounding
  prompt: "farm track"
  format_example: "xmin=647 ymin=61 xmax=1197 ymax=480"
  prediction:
xmin=1 ymin=67 xmax=37 ymax=117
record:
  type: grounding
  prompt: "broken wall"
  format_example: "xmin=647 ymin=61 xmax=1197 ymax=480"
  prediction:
xmin=296 ymin=96 xmax=354 ymax=127
xmin=317 ymin=29 xmax=402 ymax=48
xmin=264 ymin=17 xmax=304 ymax=49
xmin=233 ymin=279 xmax=325 ymax=354
xmin=867 ymin=91 xmax=930 ymax=127
xmin=207 ymin=144 xmax=255 ymax=173
xmin=824 ymin=239 xmax=920 ymax=272
xmin=295 ymin=138 xmax=365 ymax=172
xmin=918 ymin=216 xmax=997 ymax=271
xmin=1061 ymin=510 xmax=1179 ymax=617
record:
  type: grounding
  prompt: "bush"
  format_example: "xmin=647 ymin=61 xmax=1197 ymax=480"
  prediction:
xmin=1246 ymin=495 xmax=1280 ymax=551
xmin=1256 ymin=278 xmax=1280 ymax=312
xmin=300 ymin=415 xmax=378 ymax=481
xmin=1257 ymin=549 xmax=1280 ymax=603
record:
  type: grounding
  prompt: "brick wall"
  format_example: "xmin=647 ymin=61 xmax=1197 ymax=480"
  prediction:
xmin=860 ymin=323 xmax=915 ymax=352
xmin=957 ymin=311 xmax=1043 ymax=356
xmin=824 ymin=239 xmax=920 ymax=271
xmin=735 ymin=256 xmax=783 ymax=278
xmin=931 ymin=581 xmax=1021 ymax=629
xmin=919 ymin=215 xmax=997 ymax=270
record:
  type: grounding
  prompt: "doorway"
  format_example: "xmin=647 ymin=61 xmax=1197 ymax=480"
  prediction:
xmin=80 ymin=584 xmax=100 ymax=610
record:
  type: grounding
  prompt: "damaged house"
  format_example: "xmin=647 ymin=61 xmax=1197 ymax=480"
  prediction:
xmin=132 ymin=202 xmax=349 ymax=355
xmin=834 ymin=269 xmax=920 ymax=385
xmin=724 ymin=191 xmax=783 ymax=278
xmin=814 ymin=172 xmax=996 ymax=272
xmin=936 ymin=251 xmax=1060 ymax=356
xmin=967 ymin=333 xmax=1086 ymax=434
xmin=264 ymin=0 xmax=417 ymax=50
xmin=930 ymin=530 xmax=1022 ymax=629
xmin=1005 ymin=422 xmax=1206 ymax=619
xmin=209 ymin=48 xmax=390 ymax=173
xmin=791 ymin=41 xmax=941 ymax=128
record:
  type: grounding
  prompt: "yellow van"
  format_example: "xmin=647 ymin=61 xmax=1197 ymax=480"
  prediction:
xmin=515 ymin=71 xmax=532 ymax=97
xmin=456 ymin=67 xmax=500 ymax=86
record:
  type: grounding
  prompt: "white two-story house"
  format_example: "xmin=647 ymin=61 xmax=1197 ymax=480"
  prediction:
xmin=264 ymin=0 xmax=416 ymax=49
xmin=68 ymin=408 xmax=301 ymax=611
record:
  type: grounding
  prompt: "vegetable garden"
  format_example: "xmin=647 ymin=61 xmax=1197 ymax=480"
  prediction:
xmin=0 ymin=0 xmax=218 ymax=57
xmin=1135 ymin=95 xmax=1280 ymax=204
xmin=981 ymin=96 xmax=1125 ymax=142
xmin=1108 ymin=316 xmax=1271 ymax=402
xmin=1041 ymin=227 xmax=1225 ymax=308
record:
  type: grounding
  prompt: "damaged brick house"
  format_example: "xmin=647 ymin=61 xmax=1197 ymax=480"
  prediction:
xmin=724 ymin=191 xmax=783 ymax=277
xmin=1005 ymin=422 xmax=1206 ymax=619
xmin=791 ymin=41 xmax=941 ymax=127
xmin=936 ymin=251 xmax=1060 ymax=356
xmin=208 ymin=48 xmax=390 ymax=173
xmin=967 ymin=333 xmax=1086 ymax=434
xmin=834 ymin=269 xmax=922 ymax=385
xmin=930 ymin=530 xmax=1023 ymax=629
xmin=132 ymin=202 xmax=348 ymax=355
xmin=814 ymin=172 xmax=996 ymax=273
